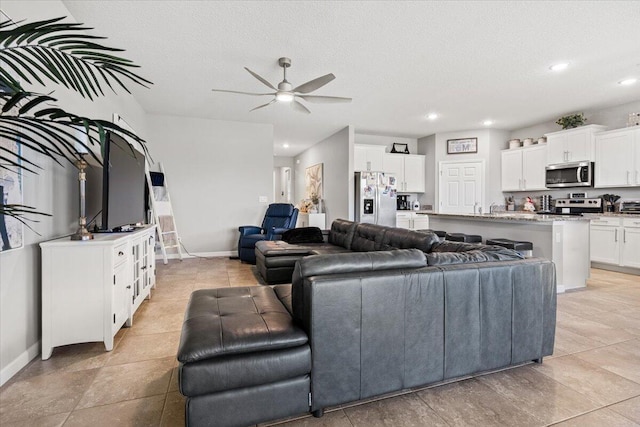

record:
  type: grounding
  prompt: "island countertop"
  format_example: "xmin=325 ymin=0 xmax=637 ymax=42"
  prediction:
xmin=427 ymin=212 xmax=591 ymax=222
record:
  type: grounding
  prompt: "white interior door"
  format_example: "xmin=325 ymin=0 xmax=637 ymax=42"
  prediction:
xmin=439 ymin=160 xmax=484 ymax=213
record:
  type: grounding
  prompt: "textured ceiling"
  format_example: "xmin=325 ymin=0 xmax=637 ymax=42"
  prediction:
xmin=62 ymin=1 xmax=640 ymax=156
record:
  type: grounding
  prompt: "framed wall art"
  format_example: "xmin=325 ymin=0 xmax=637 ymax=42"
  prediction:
xmin=447 ymin=137 xmax=478 ymax=154
xmin=305 ymin=163 xmax=323 ymax=200
xmin=0 ymin=138 xmax=24 ymax=252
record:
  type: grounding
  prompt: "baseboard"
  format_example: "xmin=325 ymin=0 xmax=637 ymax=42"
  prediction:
xmin=0 ymin=340 xmax=40 ymax=386
xmin=591 ymin=262 xmax=640 ymax=276
xmin=156 ymin=250 xmax=235 ymax=261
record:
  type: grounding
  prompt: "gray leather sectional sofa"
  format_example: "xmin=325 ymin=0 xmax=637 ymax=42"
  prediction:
xmin=178 ymin=221 xmax=557 ymax=427
xmin=255 ymin=218 xmax=523 ymax=284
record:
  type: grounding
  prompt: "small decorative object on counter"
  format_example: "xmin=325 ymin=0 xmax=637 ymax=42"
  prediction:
xmin=506 ymin=196 xmax=515 ymax=211
xmin=390 ymin=143 xmax=410 ymax=154
xmin=412 ymin=200 xmax=421 ymax=211
xmin=523 ymin=197 xmax=536 ymax=212
xmin=628 ymin=112 xmax=640 ymax=127
xmin=556 ymin=113 xmax=586 ymax=129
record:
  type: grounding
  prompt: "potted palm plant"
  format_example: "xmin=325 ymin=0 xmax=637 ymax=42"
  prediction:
xmin=0 ymin=15 xmax=152 ymax=226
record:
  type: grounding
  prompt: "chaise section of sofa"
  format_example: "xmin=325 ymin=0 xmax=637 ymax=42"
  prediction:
xmin=177 ymin=287 xmax=311 ymax=427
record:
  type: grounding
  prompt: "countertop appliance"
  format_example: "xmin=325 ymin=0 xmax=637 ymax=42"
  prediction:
xmin=618 ymin=199 xmax=640 ymax=213
xmin=355 ymin=171 xmax=397 ymax=227
xmin=545 ymin=161 xmax=594 ymax=188
xmin=555 ymin=197 xmax=603 ymax=215
xmin=397 ymin=195 xmax=410 ymax=210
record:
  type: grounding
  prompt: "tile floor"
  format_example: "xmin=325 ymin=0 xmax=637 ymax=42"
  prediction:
xmin=0 ymin=258 xmax=639 ymax=427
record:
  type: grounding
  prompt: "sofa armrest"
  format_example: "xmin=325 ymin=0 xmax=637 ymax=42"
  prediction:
xmin=239 ymin=225 xmax=263 ymax=236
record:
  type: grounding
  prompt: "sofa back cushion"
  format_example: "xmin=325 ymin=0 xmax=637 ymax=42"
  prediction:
xmin=328 ymin=219 xmax=357 ymax=249
xmin=291 ymin=249 xmax=427 ymax=325
xmin=350 ymin=223 xmax=386 ymax=251
xmin=379 ymin=228 xmax=440 ymax=252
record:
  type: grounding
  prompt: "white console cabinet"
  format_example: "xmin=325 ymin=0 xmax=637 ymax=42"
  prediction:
xmin=40 ymin=226 xmax=156 ymax=360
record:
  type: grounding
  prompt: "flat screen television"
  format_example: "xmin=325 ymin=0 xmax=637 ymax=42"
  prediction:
xmin=86 ymin=131 xmax=147 ymax=232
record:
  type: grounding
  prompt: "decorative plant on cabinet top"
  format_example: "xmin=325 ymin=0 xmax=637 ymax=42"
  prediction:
xmin=555 ymin=113 xmax=586 ymax=130
xmin=0 ymin=16 xmax=153 ymax=222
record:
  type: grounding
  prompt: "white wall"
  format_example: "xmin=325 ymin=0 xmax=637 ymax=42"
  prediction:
xmin=294 ymin=126 xmax=354 ymax=224
xmin=355 ymin=133 xmax=418 ymax=154
xmin=146 ymin=115 xmax=273 ymax=254
xmin=417 ymin=129 xmax=510 ymax=212
xmin=0 ymin=0 xmax=149 ymax=385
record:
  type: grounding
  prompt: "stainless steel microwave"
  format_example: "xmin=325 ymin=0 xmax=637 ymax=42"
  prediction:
xmin=545 ymin=161 xmax=594 ymax=188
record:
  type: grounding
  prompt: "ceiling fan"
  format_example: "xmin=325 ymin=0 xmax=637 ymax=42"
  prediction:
xmin=212 ymin=57 xmax=352 ymax=114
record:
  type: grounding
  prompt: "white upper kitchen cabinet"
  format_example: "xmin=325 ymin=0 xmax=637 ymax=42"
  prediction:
xmin=383 ymin=154 xmax=425 ymax=192
xmin=546 ymin=125 xmax=607 ymax=165
xmin=501 ymin=145 xmax=547 ymax=191
xmin=595 ymin=127 xmax=640 ymax=187
xmin=354 ymin=144 xmax=386 ymax=172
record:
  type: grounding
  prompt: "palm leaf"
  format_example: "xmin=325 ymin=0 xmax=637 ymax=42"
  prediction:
xmin=0 ymin=16 xmax=153 ymax=98
xmin=0 ymin=16 xmax=153 ymax=223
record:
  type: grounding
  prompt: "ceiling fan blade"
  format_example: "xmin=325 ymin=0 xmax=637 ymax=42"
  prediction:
xmin=297 ymin=95 xmax=352 ymax=103
xmin=211 ymin=89 xmax=273 ymax=96
xmin=292 ymin=73 xmax=335 ymax=94
xmin=292 ymin=100 xmax=311 ymax=114
xmin=249 ymin=99 xmax=276 ymax=112
xmin=244 ymin=67 xmax=277 ymax=90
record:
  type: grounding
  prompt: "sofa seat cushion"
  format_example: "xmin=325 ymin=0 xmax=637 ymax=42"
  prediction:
xmin=180 ymin=345 xmax=310 ymax=396
xmin=178 ymin=287 xmax=308 ymax=364
xmin=273 ymin=284 xmax=293 ymax=314
xmin=427 ymin=241 xmax=524 ymax=265
xmin=256 ymin=240 xmax=314 ymax=257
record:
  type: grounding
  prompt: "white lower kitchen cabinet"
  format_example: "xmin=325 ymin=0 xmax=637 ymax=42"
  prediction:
xmin=590 ymin=216 xmax=640 ymax=270
xmin=40 ymin=226 xmax=157 ymax=360
xmin=396 ymin=212 xmax=429 ymax=230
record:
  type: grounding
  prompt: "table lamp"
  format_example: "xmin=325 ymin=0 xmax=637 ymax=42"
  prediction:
xmin=70 ymin=126 xmax=94 ymax=241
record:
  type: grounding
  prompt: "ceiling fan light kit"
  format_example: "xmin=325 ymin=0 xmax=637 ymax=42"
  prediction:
xmin=212 ymin=57 xmax=351 ymax=113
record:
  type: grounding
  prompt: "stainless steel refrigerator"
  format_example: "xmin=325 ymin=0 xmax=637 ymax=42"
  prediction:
xmin=355 ymin=171 xmax=397 ymax=227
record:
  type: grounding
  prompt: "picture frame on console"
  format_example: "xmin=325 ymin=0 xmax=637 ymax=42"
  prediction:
xmin=447 ymin=137 xmax=478 ymax=154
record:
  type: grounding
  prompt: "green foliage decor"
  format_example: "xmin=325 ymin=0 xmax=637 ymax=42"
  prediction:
xmin=0 ymin=16 xmax=152 ymax=224
xmin=555 ymin=113 xmax=586 ymax=129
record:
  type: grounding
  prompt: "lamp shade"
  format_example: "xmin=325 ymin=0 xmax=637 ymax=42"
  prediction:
xmin=73 ymin=125 xmax=89 ymax=154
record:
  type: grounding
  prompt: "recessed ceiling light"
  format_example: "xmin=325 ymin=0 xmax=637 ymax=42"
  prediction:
xmin=427 ymin=113 xmax=439 ymax=120
xmin=282 ymin=143 xmax=289 ymax=148
xmin=618 ymin=78 xmax=637 ymax=86
xmin=483 ymin=120 xmax=494 ymax=126
xmin=549 ymin=63 xmax=569 ymax=72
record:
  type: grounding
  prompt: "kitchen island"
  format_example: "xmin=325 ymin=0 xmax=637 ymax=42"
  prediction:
xmin=428 ymin=212 xmax=591 ymax=292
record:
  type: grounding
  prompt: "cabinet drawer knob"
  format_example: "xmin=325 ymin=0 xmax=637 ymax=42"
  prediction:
xmin=126 ymin=285 xmax=131 ymax=289
xmin=118 ymin=251 xmax=124 ymax=256
xmin=141 ymin=266 xmax=147 ymax=270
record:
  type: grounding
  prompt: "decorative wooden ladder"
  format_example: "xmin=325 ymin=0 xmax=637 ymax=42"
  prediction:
xmin=146 ymin=162 xmax=183 ymax=264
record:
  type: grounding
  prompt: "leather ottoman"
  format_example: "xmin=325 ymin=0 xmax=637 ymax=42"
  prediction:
xmin=178 ymin=286 xmax=311 ymax=427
